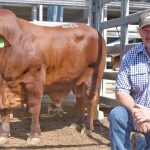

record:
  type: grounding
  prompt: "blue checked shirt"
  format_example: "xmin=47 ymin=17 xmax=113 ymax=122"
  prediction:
xmin=116 ymin=42 xmax=150 ymax=107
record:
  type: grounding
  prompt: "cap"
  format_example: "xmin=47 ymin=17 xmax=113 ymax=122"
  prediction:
xmin=139 ymin=10 xmax=150 ymax=29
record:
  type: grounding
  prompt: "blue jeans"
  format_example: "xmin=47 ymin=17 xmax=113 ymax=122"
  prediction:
xmin=108 ymin=106 xmax=150 ymax=150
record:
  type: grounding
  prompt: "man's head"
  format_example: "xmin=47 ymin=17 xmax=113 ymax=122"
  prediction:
xmin=139 ymin=10 xmax=150 ymax=53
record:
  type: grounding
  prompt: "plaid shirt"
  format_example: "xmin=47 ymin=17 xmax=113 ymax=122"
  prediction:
xmin=116 ymin=42 xmax=150 ymax=107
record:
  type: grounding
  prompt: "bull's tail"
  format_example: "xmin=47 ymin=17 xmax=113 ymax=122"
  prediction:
xmin=88 ymin=31 xmax=107 ymax=97
xmin=97 ymin=31 xmax=107 ymax=79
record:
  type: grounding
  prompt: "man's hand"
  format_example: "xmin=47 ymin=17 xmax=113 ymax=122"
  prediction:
xmin=135 ymin=121 xmax=150 ymax=133
xmin=132 ymin=104 xmax=150 ymax=133
xmin=132 ymin=104 xmax=150 ymax=123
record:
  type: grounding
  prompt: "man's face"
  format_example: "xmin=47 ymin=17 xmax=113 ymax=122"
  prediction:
xmin=139 ymin=26 xmax=150 ymax=51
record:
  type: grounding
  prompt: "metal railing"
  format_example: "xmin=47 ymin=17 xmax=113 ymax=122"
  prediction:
xmin=0 ymin=0 xmax=88 ymax=7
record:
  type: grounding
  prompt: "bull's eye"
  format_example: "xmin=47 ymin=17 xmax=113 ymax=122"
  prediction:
xmin=0 ymin=35 xmax=11 ymax=48
xmin=0 ymin=38 xmax=4 ymax=48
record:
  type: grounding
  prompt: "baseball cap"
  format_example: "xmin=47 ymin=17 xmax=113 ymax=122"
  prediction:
xmin=139 ymin=10 xmax=150 ymax=29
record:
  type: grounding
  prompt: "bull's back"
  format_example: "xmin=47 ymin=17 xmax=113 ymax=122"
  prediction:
xmin=36 ymin=23 xmax=99 ymax=85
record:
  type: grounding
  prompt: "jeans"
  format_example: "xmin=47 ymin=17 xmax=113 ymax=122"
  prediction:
xmin=108 ymin=106 xmax=150 ymax=150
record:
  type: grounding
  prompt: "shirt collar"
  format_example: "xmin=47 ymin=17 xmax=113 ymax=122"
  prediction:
xmin=140 ymin=43 xmax=150 ymax=59
xmin=136 ymin=42 xmax=147 ymax=56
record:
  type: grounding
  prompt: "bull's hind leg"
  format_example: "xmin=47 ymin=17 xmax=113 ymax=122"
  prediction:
xmin=85 ymin=87 xmax=99 ymax=133
xmin=74 ymin=85 xmax=99 ymax=135
xmin=83 ymin=65 xmax=104 ymax=135
xmin=74 ymin=66 xmax=104 ymax=136
xmin=73 ymin=83 xmax=86 ymax=132
xmin=0 ymin=109 xmax=10 ymax=144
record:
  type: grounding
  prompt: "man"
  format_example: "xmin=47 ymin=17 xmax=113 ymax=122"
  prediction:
xmin=109 ymin=10 xmax=150 ymax=150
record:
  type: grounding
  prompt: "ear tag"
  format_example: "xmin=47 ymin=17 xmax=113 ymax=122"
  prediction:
xmin=0 ymin=38 xmax=4 ymax=48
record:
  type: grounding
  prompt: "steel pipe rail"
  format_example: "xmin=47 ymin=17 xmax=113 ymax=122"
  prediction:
xmin=102 ymin=0 xmax=120 ymax=5
xmin=101 ymin=9 xmax=150 ymax=30
xmin=0 ymin=0 xmax=88 ymax=8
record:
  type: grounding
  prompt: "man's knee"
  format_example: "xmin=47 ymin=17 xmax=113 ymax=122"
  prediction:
xmin=109 ymin=106 xmax=128 ymax=124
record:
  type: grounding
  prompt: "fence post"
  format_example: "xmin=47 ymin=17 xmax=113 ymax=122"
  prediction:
xmin=32 ymin=5 xmax=37 ymax=21
xmin=39 ymin=5 xmax=43 ymax=21
xmin=121 ymin=0 xmax=129 ymax=58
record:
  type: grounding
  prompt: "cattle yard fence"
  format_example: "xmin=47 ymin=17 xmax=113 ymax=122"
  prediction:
xmin=90 ymin=0 xmax=149 ymax=107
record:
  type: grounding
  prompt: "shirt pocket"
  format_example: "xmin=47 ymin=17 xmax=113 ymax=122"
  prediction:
xmin=130 ymin=73 xmax=148 ymax=92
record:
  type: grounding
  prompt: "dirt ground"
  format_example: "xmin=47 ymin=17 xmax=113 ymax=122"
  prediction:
xmin=0 ymin=102 xmax=113 ymax=150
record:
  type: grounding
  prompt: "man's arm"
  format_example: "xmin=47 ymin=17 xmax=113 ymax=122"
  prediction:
xmin=116 ymin=91 xmax=135 ymax=112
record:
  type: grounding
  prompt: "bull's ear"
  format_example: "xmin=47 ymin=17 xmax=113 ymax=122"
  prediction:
xmin=0 ymin=36 xmax=11 ymax=48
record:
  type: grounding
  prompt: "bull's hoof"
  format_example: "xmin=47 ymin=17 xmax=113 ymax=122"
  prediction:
xmin=70 ymin=123 xmax=93 ymax=137
xmin=0 ymin=137 xmax=8 ymax=145
xmin=81 ymin=127 xmax=86 ymax=135
xmin=75 ymin=124 xmax=83 ymax=132
xmin=81 ymin=128 xmax=93 ymax=137
xmin=85 ymin=130 xmax=93 ymax=137
xmin=69 ymin=123 xmax=83 ymax=132
xmin=27 ymin=137 xmax=40 ymax=145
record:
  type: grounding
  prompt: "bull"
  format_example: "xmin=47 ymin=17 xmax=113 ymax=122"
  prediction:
xmin=0 ymin=9 xmax=106 ymax=145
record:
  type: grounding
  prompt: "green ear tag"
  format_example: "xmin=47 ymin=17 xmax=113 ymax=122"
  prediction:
xmin=0 ymin=38 xmax=4 ymax=48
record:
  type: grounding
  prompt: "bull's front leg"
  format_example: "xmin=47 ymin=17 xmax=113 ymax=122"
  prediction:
xmin=0 ymin=81 xmax=11 ymax=144
xmin=0 ymin=109 xmax=10 ymax=144
xmin=25 ymin=80 xmax=43 ymax=145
